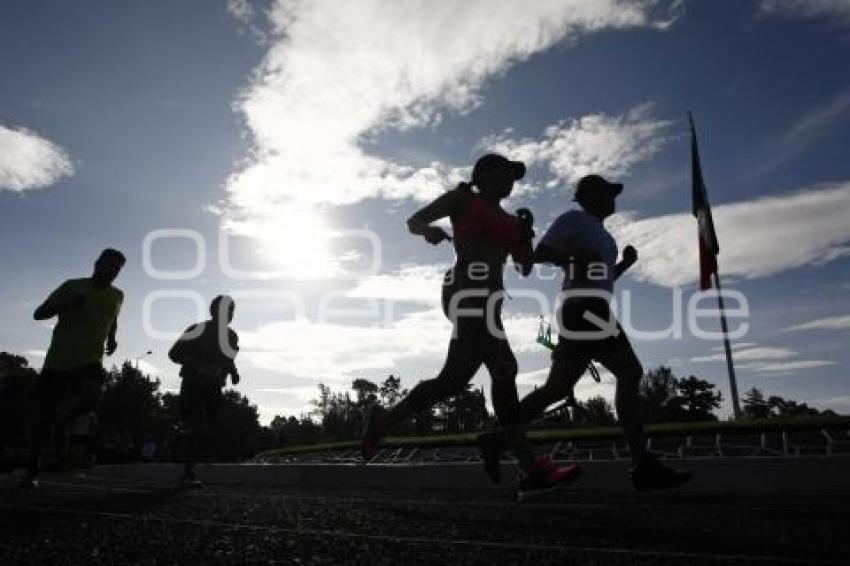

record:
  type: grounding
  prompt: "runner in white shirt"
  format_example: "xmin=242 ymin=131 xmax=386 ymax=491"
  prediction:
xmin=480 ymin=175 xmax=691 ymax=491
xmin=529 ymin=174 xmax=691 ymax=490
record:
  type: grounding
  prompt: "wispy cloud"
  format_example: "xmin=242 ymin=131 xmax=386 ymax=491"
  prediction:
xmin=345 ymin=263 xmax=448 ymax=306
xmin=240 ymin=305 xmax=541 ymax=386
xmin=817 ymin=395 xmax=850 ymax=414
xmin=759 ymin=0 xmax=850 ymax=27
xmin=482 ymin=103 xmax=674 ymax=190
xmin=744 ymin=360 xmax=835 ymax=373
xmin=782 ymin=314 xmax=850 ymax=332
xmin=222 ymin=0 xmax=681 ymax=275
xmin=0 ymin=125 xmax=74 ymax=192
xmin=690 ymin=343 xmax=833 ymax=374
xmin=758 ymin=88 xmax=850 ymax=175
xmin=517 ymin=365 xmax=616 ymax=405
xmin=226 ymin=0 xmax=268 ymax=42
xmin=691 ymin=346 xmax=796 ymax=363
xmin=609 ymin=181 xmax=850 ymax=287
xmin=136 ymin=359 xmax=165 ymax=378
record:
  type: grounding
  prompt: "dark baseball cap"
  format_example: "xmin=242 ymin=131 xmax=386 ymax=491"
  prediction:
xmin=472 ymin=153 xmax=526 ymax=185
xmin=575 ymin=174 xmax=623 ymax=200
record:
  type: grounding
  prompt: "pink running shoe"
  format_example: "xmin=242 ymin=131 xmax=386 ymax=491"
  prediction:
xmin=517 ymin=455 xmax=581 ymax=502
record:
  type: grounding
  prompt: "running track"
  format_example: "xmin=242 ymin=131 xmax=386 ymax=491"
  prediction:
xmin=1 ymin=459 xmax=849 ymax=565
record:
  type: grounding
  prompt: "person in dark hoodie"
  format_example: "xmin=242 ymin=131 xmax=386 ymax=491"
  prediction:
xmin=168 ymin=295 xmax=240 ymax=486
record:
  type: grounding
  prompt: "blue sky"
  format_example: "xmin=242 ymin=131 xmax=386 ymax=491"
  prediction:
xmin=1 ymin=0 xmax=849 ymax=422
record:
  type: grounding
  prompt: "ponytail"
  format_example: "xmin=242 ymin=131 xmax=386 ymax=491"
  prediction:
xmin=456 ymin=181 xmax=474 ymax=194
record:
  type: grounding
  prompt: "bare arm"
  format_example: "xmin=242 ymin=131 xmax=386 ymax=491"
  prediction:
xmin=511 ymin=207 xmax=535 ymax=276
xmin=228 ymin=331 xmax=240 ymax=385
xmin=613 ymin=245 xmax=638 ymax=280
xmin=512 ymin=238 xmax=534 ymax=276
xmin=105 ymin=319 xmax=118 ymax=356
xmin=33 ymin=300 xmax=59 ymax=321
xmin=33 ymin=283 xmax=83 ymax=320
xmin=406 ymin=187 xmax=466 ymax=244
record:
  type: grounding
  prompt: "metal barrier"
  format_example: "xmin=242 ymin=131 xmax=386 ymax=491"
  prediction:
xmin=262 ymin=425 xmax=850 ymax=464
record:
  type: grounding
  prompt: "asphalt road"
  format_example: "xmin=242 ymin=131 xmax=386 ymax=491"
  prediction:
xmin=1 ymin=466 xmax=849 ymax=565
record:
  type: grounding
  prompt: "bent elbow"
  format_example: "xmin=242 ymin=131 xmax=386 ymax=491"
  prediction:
xmin=406 ymin=217 xmax=420 ymax=235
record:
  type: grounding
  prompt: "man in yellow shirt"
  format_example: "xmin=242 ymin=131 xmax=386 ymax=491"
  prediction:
xmin=22 ymin=248 xmax=125 ymax=487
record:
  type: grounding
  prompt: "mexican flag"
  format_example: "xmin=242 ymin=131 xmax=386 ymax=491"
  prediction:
xmin=689 ymin=113 xmax=719 ymax=291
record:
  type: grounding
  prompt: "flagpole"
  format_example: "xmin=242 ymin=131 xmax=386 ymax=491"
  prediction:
xmin=688 ymin=111 xmax=742 ymax=420
xmin=711 ymin=271 xmax=741 ymax=419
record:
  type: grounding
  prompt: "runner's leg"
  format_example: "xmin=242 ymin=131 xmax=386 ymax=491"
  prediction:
xmin=483 ymin=337 xmax=535 ymax=471
xmin=518 ymin=352 xmax=587 ymax=424
xmin=383 ymin=335 xmax=482 ymax=429
xmin=25 ymin=373 xmax=64 ymax=479
xmin=64 ymin=366 xmax=104 ymax=464
xmin=178 ymin=376 xmax=203 ymax=479
xmin=595 ymin=330 xmax=646 ymax=463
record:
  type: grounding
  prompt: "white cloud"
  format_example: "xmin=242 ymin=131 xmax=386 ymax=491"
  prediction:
xmin=240 ymin=305 xmax=542 ymax=386
xmin=516 ymin=365 xmax=616 ymax=407
xmin=345 ymin=263 xmax=448 ymax=306
xmin=23 ymin=349 xmax=46 ymax=368
xmin=759 ymin=0 xmax=850 ymax=26
xmin=240 ymin=308 xmax=447 ymax=385
xmin=609 ymin=181 xmax=850 ymax=287
xmin=818 ymin=395 xmax=850 ymax=414
xmin=758 ymin=88 xmax=850 ymax=175
xmin=227 ymin=0 xmax=255 ymax=23
xmin=516 ymin=367 xmax=551 ymax=387
xmin=782 ymin=89 xmax=850 ymax=149
xmin=224 ymin=0 xmax=680 ymax=271
xmin=741 ymin=360 xmax=835 ymax=373
xmin=227 ymin=0 xmax=269 ymax=43
xmin=136 ymin=359 xmax=165 ymax=378
xmin=483 ymin=103 xmax=674 ymax=188
xmin=782 ymin=314 xmax=850 ymax=332
xmin=691 ymin=346 xmax=797 ymax=363
xmin=690 ymin=343 xmax=834 ymax=375
xmin=0 ymin=125 xmax=74 ymax=192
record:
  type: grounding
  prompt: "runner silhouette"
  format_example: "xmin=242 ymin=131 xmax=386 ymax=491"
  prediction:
xmin=480 ymin=174 xmax=692 ymax=490
xmin=361 ymin=153 xmax=580 ymax=500
xmin=168 ymin=295 xmax=240 ymax=487
xmin=21 ymin=248 xmax=126 ymax=488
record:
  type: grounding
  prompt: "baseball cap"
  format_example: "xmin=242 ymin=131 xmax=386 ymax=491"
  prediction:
xmin=472 ymin=153 xmax=526 ymax=185
xmin=574 ymin=174 xmax=623 ymax=200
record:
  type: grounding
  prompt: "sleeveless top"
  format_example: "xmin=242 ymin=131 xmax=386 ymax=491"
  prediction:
xmin=441 ymin=192 xmax=523 ymax=316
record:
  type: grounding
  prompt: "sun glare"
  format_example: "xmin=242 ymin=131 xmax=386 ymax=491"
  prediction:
xmin=258 ymin=204 xmax=337 ymax=279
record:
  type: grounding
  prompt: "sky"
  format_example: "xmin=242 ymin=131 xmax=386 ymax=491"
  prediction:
xmin=1 ymin=0 xmax=849 ymax=423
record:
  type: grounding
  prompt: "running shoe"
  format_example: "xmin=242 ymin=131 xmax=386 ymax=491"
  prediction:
xmin=18 ymin=475 xmax=39 ymax=489
xmin=476 ymin=430 xmax=505 ymax=483
xmin=517 ymin=455 xmax=581 ymax=502
xmin=180 ymin=472 xmax=203 ymax=488
xmin=629 ymin=454 xmax=693 ymax=491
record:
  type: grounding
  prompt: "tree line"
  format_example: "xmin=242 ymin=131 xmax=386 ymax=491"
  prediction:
xmin=0 ymin=351 xmax=840 ymax=469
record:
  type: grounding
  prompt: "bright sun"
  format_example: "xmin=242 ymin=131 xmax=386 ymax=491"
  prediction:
xmin=258 ymin=204 xmax=337 ymax=279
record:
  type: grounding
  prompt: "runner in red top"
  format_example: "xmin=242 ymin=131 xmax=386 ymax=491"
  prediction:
xmin=361 ymin=153 xmax=580 ymax=500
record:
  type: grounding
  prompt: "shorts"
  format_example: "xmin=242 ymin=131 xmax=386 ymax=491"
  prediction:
xmin=553 ymin=298 xmax=636 ymax=367
xmin=179 ymin=373 xmax=223 ymax=424
xmin=440 ymin=282 xmax=516 ymax=378
xmin=34 ymin=363 xmax=105 ymax=414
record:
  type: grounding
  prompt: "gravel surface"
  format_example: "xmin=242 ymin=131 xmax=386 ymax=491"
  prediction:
xmin=1 ymin=472 xmax=848 ymax=565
